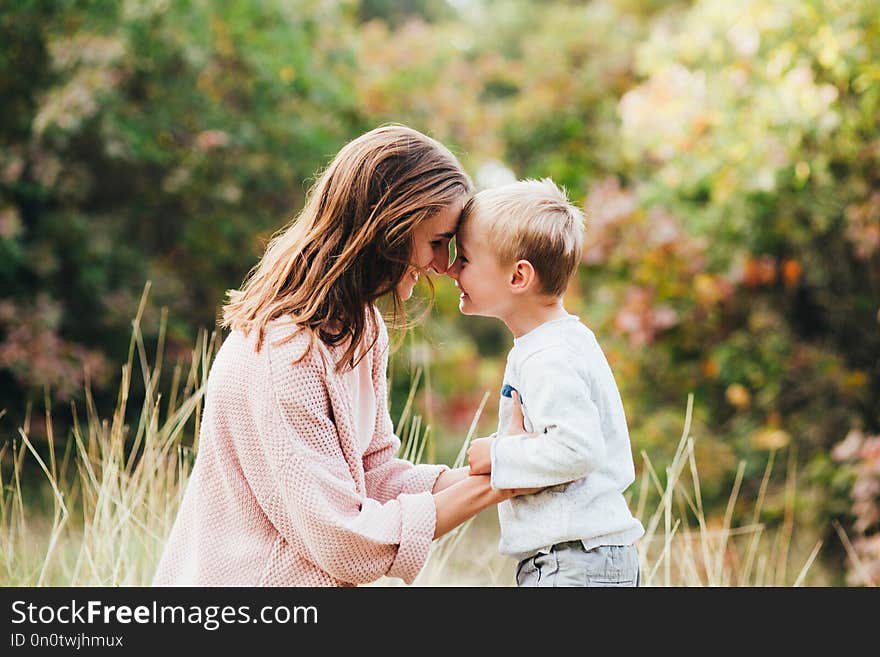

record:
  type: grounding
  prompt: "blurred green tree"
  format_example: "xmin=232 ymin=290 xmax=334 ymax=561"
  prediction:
xmin=1 ymin=0 xmax=365 ymax=427
xmin=2 ymin=0 xmax=877 ymax=583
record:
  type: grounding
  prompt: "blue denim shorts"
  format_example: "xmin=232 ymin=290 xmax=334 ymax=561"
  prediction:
xmin=515 ymin=542 xmax=640 ymax=587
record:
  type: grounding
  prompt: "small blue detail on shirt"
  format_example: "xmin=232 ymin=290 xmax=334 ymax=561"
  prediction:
xmin=501 ymin=383 xmax=517 ymax=399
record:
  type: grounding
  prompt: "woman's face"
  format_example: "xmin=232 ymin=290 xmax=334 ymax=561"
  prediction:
xmin=397 ymin=197 xmax=464 ymax=300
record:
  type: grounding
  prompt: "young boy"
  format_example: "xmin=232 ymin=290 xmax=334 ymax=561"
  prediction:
xmin=450 ymin=178 xmax=645 ymax=587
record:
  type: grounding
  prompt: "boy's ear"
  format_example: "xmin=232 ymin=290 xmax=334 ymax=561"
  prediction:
xmin=509 ymin=259 xmax=537 ymax=293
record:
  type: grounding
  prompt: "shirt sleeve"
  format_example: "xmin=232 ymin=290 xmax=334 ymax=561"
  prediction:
xmin=490 ymin=346 xmax=606 ymax=489
xmin=362 ymin=310 xmax=448 ymax=503
xmin=241 ymin=339 xmax=436 ymax=585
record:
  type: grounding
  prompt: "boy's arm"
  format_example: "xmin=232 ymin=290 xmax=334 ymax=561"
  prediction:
xmin=468 ymin=391 xmax=531 ymax=475
xmin=490 ymin=347 xmax=606 ymax=489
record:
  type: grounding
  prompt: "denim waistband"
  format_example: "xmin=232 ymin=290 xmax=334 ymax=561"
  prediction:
xmin=551 ymin=540 xmax=632 ymax=552
xmin=551 ymin=540 xmax=586 ymax=552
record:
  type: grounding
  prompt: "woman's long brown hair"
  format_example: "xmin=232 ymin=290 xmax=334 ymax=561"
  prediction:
xmin=222 ymin=124 xmax=472 ymax=370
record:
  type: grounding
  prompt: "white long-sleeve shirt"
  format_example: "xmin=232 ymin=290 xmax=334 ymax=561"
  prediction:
xmin=490 ymin=314 xmax=645 ymax=559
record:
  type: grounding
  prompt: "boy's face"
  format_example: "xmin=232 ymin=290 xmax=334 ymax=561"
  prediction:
xmin=447 ymin=213 xmax=513 ymax=318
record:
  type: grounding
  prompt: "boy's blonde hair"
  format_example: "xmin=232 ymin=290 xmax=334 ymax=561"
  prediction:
xmin=461 ymin=178 xmax=584 ymax=296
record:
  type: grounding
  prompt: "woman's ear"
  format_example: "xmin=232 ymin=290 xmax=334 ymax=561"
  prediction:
xmin=509 ymin=259 xmax=537 ymax=294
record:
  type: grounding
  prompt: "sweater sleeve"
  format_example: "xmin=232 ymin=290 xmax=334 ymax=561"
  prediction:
xmin=362 ymin=311 xmax=448 ymax=503
xmin=490 ymin=346 xmax=606 ymax=489
xmin=244 ymin=339 xmax=436 ymax=585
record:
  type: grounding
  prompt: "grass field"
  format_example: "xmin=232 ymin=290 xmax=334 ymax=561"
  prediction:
xmin=1 ymin=292 xmax=834 ymax=587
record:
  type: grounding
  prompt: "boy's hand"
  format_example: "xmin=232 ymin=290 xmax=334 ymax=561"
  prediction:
xmin=467 ymin=437 xmax=492 ymax=475
xmin=499 ymin=390 xmax=545 ymax=496
xmin=505 ymin=389 xmax=528 ymax=437
xmin=468 ymin=390 xmax=535 ymax=476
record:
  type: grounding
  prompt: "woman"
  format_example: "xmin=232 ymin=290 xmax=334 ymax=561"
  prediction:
xmin=152 ymin=124 xmax=529 ymax=586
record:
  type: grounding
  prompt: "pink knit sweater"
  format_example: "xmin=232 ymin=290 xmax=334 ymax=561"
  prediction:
xmin=152 ymin=308 xmax=447 ymax=586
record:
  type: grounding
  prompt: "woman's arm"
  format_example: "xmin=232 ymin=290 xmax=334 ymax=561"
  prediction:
xmin=250 ymin=336 xmax=437 ymax=585
xmin=432 ymin=473 xmax=544 ymax=538
xmin=362 ymin=316 xmax=450 ymax=501
xmin=432 ymin=474 xmax=508 ymax=539
xmin=431 ymin=466 xmax=469 ymax=493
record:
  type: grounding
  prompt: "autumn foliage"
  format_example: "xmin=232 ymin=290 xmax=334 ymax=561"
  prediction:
xmin=1 ymin=0 xmax=877 ymax=584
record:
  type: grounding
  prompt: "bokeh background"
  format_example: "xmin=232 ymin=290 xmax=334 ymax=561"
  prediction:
xmin=1 ymin=0 xmax=878 ymax=585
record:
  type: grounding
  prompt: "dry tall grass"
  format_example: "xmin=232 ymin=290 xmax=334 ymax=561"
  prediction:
xmin=402 ymin=393 xmax=826 ymax=587
xmin=0 ymin=289 xmax=834 ymax=586
xmin=1 ymin=285 xmax=212 ymax=586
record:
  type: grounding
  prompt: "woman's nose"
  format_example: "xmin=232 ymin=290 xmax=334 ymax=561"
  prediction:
xmin=446 ymin=258 xmax=460 ymax=280
xmin=431 ymin=253 xmax=450 ymax=275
